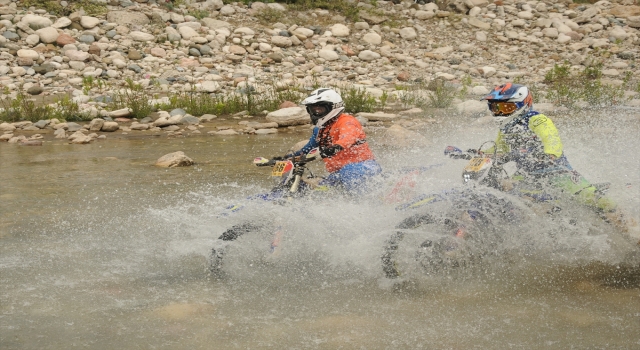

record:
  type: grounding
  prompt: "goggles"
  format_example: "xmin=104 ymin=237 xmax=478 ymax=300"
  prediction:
xmin=310 ymin=105 xmax=328 ymax=114
xmin=489 ymin=101 xmax=517 ymax=116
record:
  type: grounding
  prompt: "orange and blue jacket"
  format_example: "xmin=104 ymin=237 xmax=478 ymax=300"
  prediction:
xmin=317 ymin=113 xmax=375 ymax=173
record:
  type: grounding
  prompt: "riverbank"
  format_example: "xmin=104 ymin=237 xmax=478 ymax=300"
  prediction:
xmin=1 ymin=0 xmax=640 ymax=135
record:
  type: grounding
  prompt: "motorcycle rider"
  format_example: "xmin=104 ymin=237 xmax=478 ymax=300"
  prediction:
xmin=450 ymin=83 xmax=634 ymax=232
xmin=277 ymin=88 xmax=382 ymax=194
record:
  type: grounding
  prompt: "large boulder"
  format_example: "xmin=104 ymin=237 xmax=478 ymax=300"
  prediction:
xmin=155 ymin=151 xmax=194 ymax=168
xmin=130 ymin=31 xmax=155 ymax=41
xmin=355 ymin=112 xmax=398 ymax=121
xmin=265 ymin=107 xmax=310 ymax=126
xmin=330 ymin=24 xmax=350 ymax=37
xmin=376 ymin=124 xmax=430 ymax=147
xmin=106 ymin=11 xmax=150 ymax=26
xmin=20 ymin=14 xmax=52 ymax=29
xmin=35 ymin=27 xmax=59 ymax=43
xmin=456 ymin=100 xmax=488 ymax=116
xmin=101 ymin=122 xmax=120 ymax=132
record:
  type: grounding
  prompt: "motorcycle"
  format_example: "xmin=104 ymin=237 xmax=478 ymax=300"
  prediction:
xmin=209 ymin=149 xmax=443 ymax=276
xmin=381 ymin=141 xmax=637 ymax=280
xmin=381 ymin=142 xmax=560 ymax=279
xmin=209 ymin=149 xmax=323 ymax=274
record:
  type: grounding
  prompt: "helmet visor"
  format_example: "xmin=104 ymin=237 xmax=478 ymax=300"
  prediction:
xmin=489 ymin=101 xmax=517 ymax=116
xmin=309 ymin=104 xmax=329 ymax=117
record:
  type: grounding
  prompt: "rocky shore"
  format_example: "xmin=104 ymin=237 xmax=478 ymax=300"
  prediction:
xmin=1 ymin=0 xmax=639 ymax=146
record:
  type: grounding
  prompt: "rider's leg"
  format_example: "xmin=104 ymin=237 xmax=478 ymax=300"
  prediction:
xmin=335 ymin=160 xmax=383 ymax=194
xmin=548 ymin=171 xmax=617 ymax=213
xmin=548 ymin=171 xmax=638 ymax=236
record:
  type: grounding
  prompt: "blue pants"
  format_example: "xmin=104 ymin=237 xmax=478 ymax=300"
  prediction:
xmin=321 ymin=160 xmax=382 ymax=194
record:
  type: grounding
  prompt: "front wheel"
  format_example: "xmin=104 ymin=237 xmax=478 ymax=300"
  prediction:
xmin=209 ymin=222 xmax=266 ymax=276
xmin=382 ymin=213 xmax=470 ymax=279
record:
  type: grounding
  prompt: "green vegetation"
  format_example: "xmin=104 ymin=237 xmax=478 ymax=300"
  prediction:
xmin=395 ymin=77 xmax=458 ymax=109
xmin=254 ymin=8 xmax=285 ymax=26
xmin=427 ymin=79 xmax=458 ymax=108
xmin=107 ymin=78 xmax=156 ymax=120
xmin=0 ymin=89 xmax=91 ymax=123
xmin=19 ymin=0 xmax=107 ymax=16
xmin=187 ymin=9 xmax=210 ymax=20
xmin=544 ymin=61 xmax=628 ymax=108
xmin=0 ymin=89 xmax=52 ymax=123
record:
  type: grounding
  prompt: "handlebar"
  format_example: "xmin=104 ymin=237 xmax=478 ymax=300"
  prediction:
xmin=253 ymin=154 xmax=318 ymax=167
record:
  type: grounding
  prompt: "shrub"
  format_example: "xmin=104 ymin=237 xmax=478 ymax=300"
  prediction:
xmin=0 ymin=90 xmax=52 ymax=123
xmin=107 ymin=79 xmax=155 ymax=119
xmin=544 ymin=61 xmax=626 ymax=108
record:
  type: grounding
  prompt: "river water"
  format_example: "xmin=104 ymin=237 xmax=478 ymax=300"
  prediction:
xmin=1 ymin=111 xmax=639 ymax=349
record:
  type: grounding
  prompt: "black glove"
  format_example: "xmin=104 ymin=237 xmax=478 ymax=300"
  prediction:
xmin=466 ymin=149 xmax=482 ymax=155
xmin=320 ymin=145 xmax=343 ymax=158
xmin=272 ymin=154 xmax=293 ymax=161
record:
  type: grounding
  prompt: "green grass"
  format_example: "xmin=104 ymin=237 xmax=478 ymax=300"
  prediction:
xmin=19 ymin=0 xmax=107 ymax=16
xmin=0 ymin=89 xmax=92 ymax=123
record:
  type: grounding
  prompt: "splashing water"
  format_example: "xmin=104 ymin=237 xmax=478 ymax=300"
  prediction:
xmin=1 ymin=112 xmax=639 ymax=349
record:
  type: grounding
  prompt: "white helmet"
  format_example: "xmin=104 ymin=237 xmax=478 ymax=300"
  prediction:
xmin=301 ymin=88 xmax=344 ymax=125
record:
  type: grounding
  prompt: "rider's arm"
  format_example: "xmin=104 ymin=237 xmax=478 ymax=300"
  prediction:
xmin=291 ymin=127 xmax=319 ymax=157
xmin=482 ymin=131 xmax=510 ymax=156
xmin=528 ymin=114 xmax=563 ymax=158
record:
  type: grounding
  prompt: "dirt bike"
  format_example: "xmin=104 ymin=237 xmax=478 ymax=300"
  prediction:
xmin=209 ymin=149 xmax=324 ymax=274
xmin=381 ymin=142 xmax=557 ymax=279
xmin=209 ymin=150 xmax=443 ymax=276
xmin=380 ymin=141 xmax=631 ymax=280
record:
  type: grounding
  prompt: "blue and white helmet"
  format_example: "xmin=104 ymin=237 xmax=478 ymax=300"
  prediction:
xmin=482 ymin=83 xmax=533 ymax=128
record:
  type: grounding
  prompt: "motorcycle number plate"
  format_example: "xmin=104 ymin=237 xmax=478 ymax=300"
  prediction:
xmin=271 ymin=161 xmax=292 ymax=177
xmin=464 ymin=157 xmax=491 ymax=172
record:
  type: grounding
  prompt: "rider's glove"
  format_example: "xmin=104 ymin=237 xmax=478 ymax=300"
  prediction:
xmin=320 ymin=145 xmax=343 ymax=158
xmin=466 ymin=149 xmax=483 ymax=155
xmin=272 ymin=154 xmax=293 ymax=161
xmin=538 ymin=153 xmax=557 ymax=166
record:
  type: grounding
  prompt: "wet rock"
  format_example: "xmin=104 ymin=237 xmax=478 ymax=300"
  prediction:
xmin=101 ymin=122 xmax=120 ymax=132
xmin=377 ymin=124 xmax=430 ymax=147
xmin=0 ymin=122 xmax=16 ymax=131
xmin=8 ymin=135 xmax=27 ymax=144
xmin=170 ymin=109 xmax=187 ymax=117
xmin=212 ymin=129 xmax=239 ymax=135
xmin=155 ymin=151 xmax=194 ymax=168
xmin=27 ymin=86 xmax=43 ymax=95
xmin=0 ymin=133 xmax=13 ymax=142
xmin=66 ymin=122 xmax=83 ymax=132
xmin=265 ymin=107 xmax=310 ymax=126
xmin=89 ymin=118 xmax=105 ymax=131
xmin=356 ymin=112 xmax=398 ymax=122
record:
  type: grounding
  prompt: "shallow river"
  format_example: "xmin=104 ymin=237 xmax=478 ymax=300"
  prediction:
xmin=1 ymin=112 xmax=639 ymax=349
